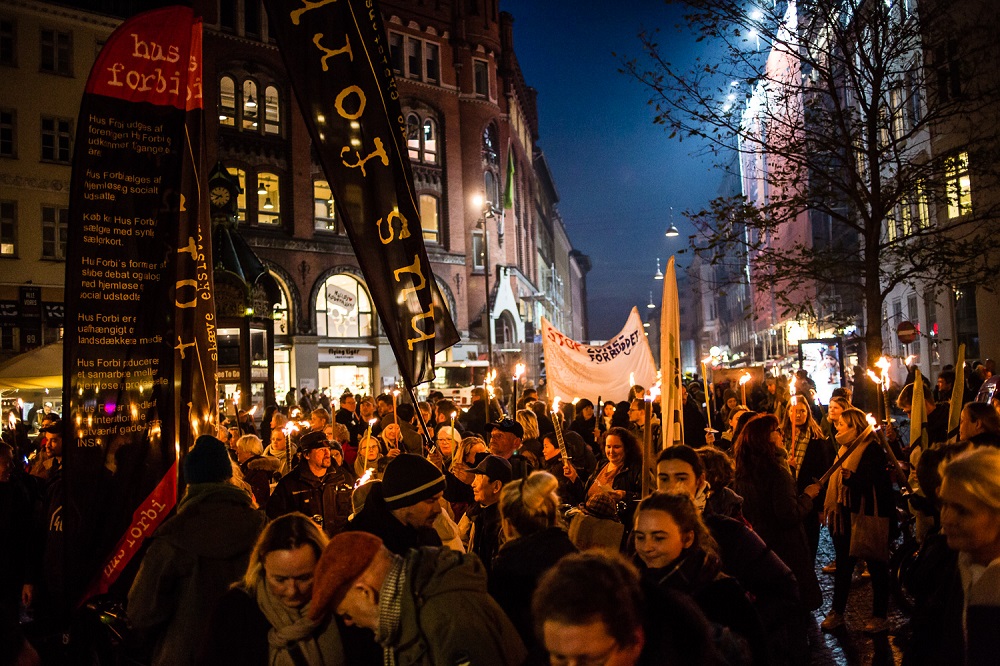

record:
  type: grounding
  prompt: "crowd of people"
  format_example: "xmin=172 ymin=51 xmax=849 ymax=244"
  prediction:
xmin=2 ymin=359 xmax=1000 ymax=665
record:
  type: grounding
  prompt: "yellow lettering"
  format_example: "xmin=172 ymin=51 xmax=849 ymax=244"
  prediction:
xmin=406 ymin=308 xmax=435 ymax=350
xmin=313 ymin=33 xmax=353 ymax=71
xmin=178 ymin=237 xmax=197 ymax=259
xmin=335 ymin=85 xmax=366 ymax=120
xmin=174 ymin=336 xmax=196 ymax=359
xmin=340 ymin=137 xmax=388 ymax=177
xmin=175 ymin=279 xmax=197 ymax=308
xmin=393 ymin=255 xmax=427 ymax=302
xmin=376 ymin=210 xmax=412 ymax=244
xmin=290 ymin=0 xmax=338 ymax=25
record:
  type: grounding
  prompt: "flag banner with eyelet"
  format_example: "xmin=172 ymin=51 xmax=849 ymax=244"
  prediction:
xmin=62 ymin=6 xmax=216 ymax=606
xmin=541 ymin=308 xmax=657 ymax=404
xmin=263 ymin=0 xmax=460 ymax=387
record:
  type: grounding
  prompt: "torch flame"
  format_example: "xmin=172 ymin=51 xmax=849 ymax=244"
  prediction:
xmin=905 ymin=355 xmax=915 ymax=366
xmin=248 ymin=405 xmax=258 ymax=416
xmin=875 ymin=356 xmax=891 ymax=372
xmin=354 ymin=466 xmax=374 ymax=490
xmin=514 ymin=363 xmax=525 ymax=380
xmin=450 ymin=411 xmax=457 ymax=419
xmin=866 ymin=369 xmax=882 ymax=385
xmin=392 ymin=389 xmax=400 ymax=397
xmin=629 ymin=372 xmax=635 ymax=387
xmin=866 ymin=413 xmax=877 ymax=427
xmin=368 ymin=418 xmax=377 ymax=427
xmin=283 ymin=422 xmax=299 ymax=436
xmin=739 ymin=372 xmax=751 ymax=386
xmin=648 ymin=384 xmax=661 ymax=400
xmin=552 ymin=396 xmax=561 ymax=413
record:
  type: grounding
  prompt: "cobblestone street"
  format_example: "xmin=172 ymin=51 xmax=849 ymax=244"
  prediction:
xmin=808 ymin=531 xmax=908 ymax=665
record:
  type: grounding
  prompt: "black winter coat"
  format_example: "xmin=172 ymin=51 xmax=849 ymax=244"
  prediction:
xmin=266 ymin=463 xmax=355 ymax=537
xmin=489 ymin=527 xmax=578 ymax=665
xmin=345 ymin=484 xmax=442 ymax=555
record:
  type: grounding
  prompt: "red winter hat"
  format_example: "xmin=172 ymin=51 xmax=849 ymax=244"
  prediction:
xmin=310 ymin=531 xmax=383 ymax=620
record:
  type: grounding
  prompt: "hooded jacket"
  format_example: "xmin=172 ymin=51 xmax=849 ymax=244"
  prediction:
xmin=127 ymin=482 xmax=265 ymax=665
xmin=391 ymin=546 xmax=526 ymax=666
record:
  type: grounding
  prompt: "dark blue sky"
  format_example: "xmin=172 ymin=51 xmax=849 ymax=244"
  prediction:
xmin=501 ymin=0 xmax=720 ymax=340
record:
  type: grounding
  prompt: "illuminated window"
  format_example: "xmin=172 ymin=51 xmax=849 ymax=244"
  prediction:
xmin=273 ymin=280 xmax=290 ymax=335
xmin=406 ymin=113 xmax=439 ymax=164
xmin=316 ymin=273 xmax=373 ymax=338
xmin=422 ymin=118 xmax=437 ymax=164
xmin=916 ymin=180 xmax=930 ymax=228
xmin=482 ymin=123 xmax=498 ymax=166
xmin=264 ymin=85 xmax=280 ymax=134
xmin=472 ymin=230 xmax=485 ymax=269
xmin=230 ymin=167 xmax=247 ymax=222
xmin=945 ymin=152 xmax=972 ymax=218
xmin=242 ymin=79 xmax=258 ymax=130
xmin=406 ymin=114 xmax=420 ymax=160
xmin=314 ymin=179 xmax=337 ymax=232
xmin=256 ymin=172 xmax=280 ymax=225
xmin=419 ymin=194 xmax=439 ymax=243
xmin=219 ymin=76 xmax=236 ymax=126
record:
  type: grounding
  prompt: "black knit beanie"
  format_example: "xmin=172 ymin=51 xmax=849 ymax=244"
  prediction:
xmin=381 ymin=453 xmax=445 ymax=510
xmin=184 ymin=435 xmax=233 ymax=484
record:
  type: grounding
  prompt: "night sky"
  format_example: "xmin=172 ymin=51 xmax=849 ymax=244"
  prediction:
xmin=501 ymin=0 xmax=719 ymax=340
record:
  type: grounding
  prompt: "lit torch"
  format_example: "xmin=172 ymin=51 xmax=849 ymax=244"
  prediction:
xmin=354 ymin=466 xmax=375 ymax=490
xmin=739 ymin=372 xmax=752 ymax=406
xmin=513 ymin=362 xmax=525 ymax=409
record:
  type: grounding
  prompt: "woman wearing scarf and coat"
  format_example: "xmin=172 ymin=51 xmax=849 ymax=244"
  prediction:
xmin=821 ymin=408 xmax=895 ymax=634
xmin=199 ymin=513 xmax=346 ymax=665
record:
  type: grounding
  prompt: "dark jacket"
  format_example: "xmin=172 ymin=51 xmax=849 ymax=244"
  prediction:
xmin=682 ymin=399 xmax=709 ymax=448
xmin=197 ymin=587 xmax=269 ymax=666
xmin=127 ymin=483 xmax=265 ymax=665
xmin=734 ymin=463 xmax=822 ymax=610
xmin=458 ymin=400 xmax=499 ymax=439
xmin=640 ymin=548 xmax=768 ymax=666
xmin=345 ymin=485 xmax=442 ymax=555
xmin=336 ymin=408 xmax=361 ymax=443
xmin=393 ymin=547 xmax=527 ymax=666
xmin=902 ymin=532 xmax=964 ymax=666
xmin=569 ymin=416 xmax=597 ymax=452
xmin=841 ymin=440 xmax=894 ymax=518
xmin=465 ymin=502 xmax=503 ymax=577
xmin=266 ymin=462 xmax=355 ymax=537
xmin=489 ymin=527 xmax=577 ymax=665
xmin=541 ymin=453 xmax=585 ymax=506
xmin=239 ymin=454 xmax=281 ymax=510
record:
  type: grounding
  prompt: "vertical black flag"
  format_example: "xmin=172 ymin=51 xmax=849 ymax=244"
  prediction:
xmin=263 ymin=0 xmax=460 ymax=387
xmin=62 ymin=6 xmax=216 ymax=603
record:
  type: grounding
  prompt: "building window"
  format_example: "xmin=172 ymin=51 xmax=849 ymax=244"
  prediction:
xmin=905 ymin=68 xmax=922 ymax=127
xmin=482 ymin=123 xmax=498 ymax=166
xmin=40 ymin=28 xmax=71 ymax=76
xmin=945 ymin=151 xmax=972 ymax=218
xmin=316 ymin=273 xmax=373 ymax=337
xmin=273 ymin=281 xmax=291 ymax=336
xmin=473 ymin=60 xmax=488 ymax=97
xmin=314 ymin=179 xmax=337 ymax=232
xmin=0 ymin=109 xmax=15 ymax=157
xmin=472 ymin=230 xmax=485 ymax=270
xmin=244 ymin=0 xmax=260 ymax=39
xmin=899 ymin=197 xmax=913 ymax=236
xmin=1 ymin=19 xmax=15 ymax=67
xmin=484 ymin=171 xmax=498 ymax=206
xmin=406 ymin=37 xmax=422 ymax=79
xmin=256 ymin=171 xmax=280 ymax=225
xmin=890 ymin=85 xmax=905 ymax=139
xmin=0 ymin=201 xmax=15 ymax=256
xmin=405 ymin=112 xmax=439 ymax=164
xmin=389 ymin=33 xmax=403 ymax=73
xmin=40 ymin=116 xmax=71 ymax=163
xmin=242 ymin=79 xmax=259 ymax=130
xmin=886 ymin=213 xmax=897 ymax=242
xmin=425 ymin=43 xmax=439 ymax=83
xmin=934 ymin=39 xmax=961 ymax=103
xmin=419 ymin=193 xmax=439 ymax=243
xmin=41 ymin=205 xmax=67 ymax=259
xmin=954 ymin=284 xmax=979 ymax=358
xmin=264 ymin=85 xmax=280 ymax=134
xmin=916 ymin=180 xmax=930 ymax=228
xmin=231 ymin=167 xmax=247 ymax=222
xmin=219 ymin=76 xmax=236 ymax=126
xmin=219 ymin=0 xmax=236 ymax=31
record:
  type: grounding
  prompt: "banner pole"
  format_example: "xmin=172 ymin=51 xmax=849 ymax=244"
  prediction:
xmin=404 ymin=381 xmax=434 ymax=454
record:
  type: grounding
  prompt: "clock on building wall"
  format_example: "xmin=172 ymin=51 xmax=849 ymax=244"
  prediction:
xmin=208 ymin=162 xmax=241 ymax=222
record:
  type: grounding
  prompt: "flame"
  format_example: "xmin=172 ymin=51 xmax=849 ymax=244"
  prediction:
xmin=647 ymin=384 xmax=661 ymax=400
xmin=392 ymin=389 xmax=400 ymax=397
xmin=866 ymin=369 xmax=882 ymax=385
xmin=739 ymin=372 xmax=751 ymax=386
xmin=17 ymin=398 xmax=23 ymax=409
xmin=629 ymin=372 xmax=635 ymax=387
xmin=354 ymin=467 xmax=374 ymax=490
xmin=552 ymin=396 xmax=561 ymax=411
xmin=905 ymin=355 xmax=915 ymax=366
xmin=248 ymin=405 xmax=258 ymax=416
xmin=572 ymin=397 xmax=580 ymax=405
xmin=789 ymin=382 xmax=796 ymax=396
xmin=875 ymin=356 xmax=891 ymax=372
xmin=866 ymin=413 xmax=877 ymax=427
xmin=514 ymin=363 xmax=526 ymax=380
xmin=283 ymin=422 xmax=299 ymax=436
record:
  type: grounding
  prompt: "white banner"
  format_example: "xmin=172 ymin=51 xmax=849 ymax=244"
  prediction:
xmin=542 ymin=308 xmax=657 ymax=404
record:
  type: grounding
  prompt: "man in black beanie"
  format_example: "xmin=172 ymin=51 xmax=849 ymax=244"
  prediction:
xmin=127 ymin=435 xmax=265 ymax=665
xmin=346 ymin=453 xmax=445 ymax=555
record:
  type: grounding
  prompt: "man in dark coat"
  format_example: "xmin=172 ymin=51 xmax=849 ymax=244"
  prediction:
xmin=487 ymin=417 xmax=534 ymax=481
xmin=346 ymin=453 xmax=444 ymax=555
xmin=458 ymin=455 xmax=511 ymax=577
xmin=335 ymin=392 xmax=360 ymax=437
xmin=681 ymin=386 xmax=708 ymax=448
xmin=127 ymin=436 xmax=265 ymax=665
xmin=267 ymin=430 xmax=355 ymax=537
xmin=459 ymin=388 xmax=500 ymax=439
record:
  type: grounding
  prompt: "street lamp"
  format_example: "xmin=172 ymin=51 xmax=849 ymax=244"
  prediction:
xmin=472 ymin=193 xmax=500 ymax=378
xmin=665 ymin=207 xmax=679 ymax=238
xmin=654 ymin=257 xmax=664 ymax=280
xmin=647 ymin=290 xmax=656 ymax=309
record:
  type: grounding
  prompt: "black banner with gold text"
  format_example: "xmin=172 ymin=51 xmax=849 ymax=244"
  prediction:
xmin=62 ymin=6 xmax=216 ymax=604
xmin=263 ymin=0 xmax=460 ymax=386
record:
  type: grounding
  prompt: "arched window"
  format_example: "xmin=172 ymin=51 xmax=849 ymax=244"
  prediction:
xmin=242 ymin=79 xmax=258 ymax=131
xmin=273 ymin=280 xmax=291 ymax=336
xmin=419 ymin=193 xmax=439 ymax=243
xmin=256 ymin=171 xmax=280 ymax=225
xmin=230 ymin=166 xmax=247 ymax=222
xmin=264 ymin=85 xmax=280 ymax=134
xmin=314 ymin=179 xmax=336 ymax=232
xmin=422 ymin=118 xmax=437 ymax=163
xmin=316 ymin=274 xmax=374 ymax=338
xmin=219 ymin=76 xmax=236 ymax=126
xmin=482 ymin=123 xmax=498 ymax=166
xmin=406 ymin=114 xmax=421 ymax=160
xmin=484 ymin=171 xmax=498 ymax=207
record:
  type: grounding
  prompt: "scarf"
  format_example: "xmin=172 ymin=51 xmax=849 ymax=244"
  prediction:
xmin=790 ymin=428 xmax=810 ymax=478
xmin=252 ymin=578 xmax=345 ymax=666
xmin=822 ymin=427 xmax=872 ymax=535
xmin=376 ymin=555 xmax=406 ymax=666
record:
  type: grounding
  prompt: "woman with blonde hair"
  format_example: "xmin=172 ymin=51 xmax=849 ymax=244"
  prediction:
xmin=198 ymin=513 xmax=344 ymax=664
xmin=821 ymin=407 xmax=893 ymax=634
xmin=490 ymin=471 xmax=577 ymax=662
xmin=780 ymin=394 xmax=836 ymax=559
xmin=353 ymin=434 xmax=387 ymax=480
